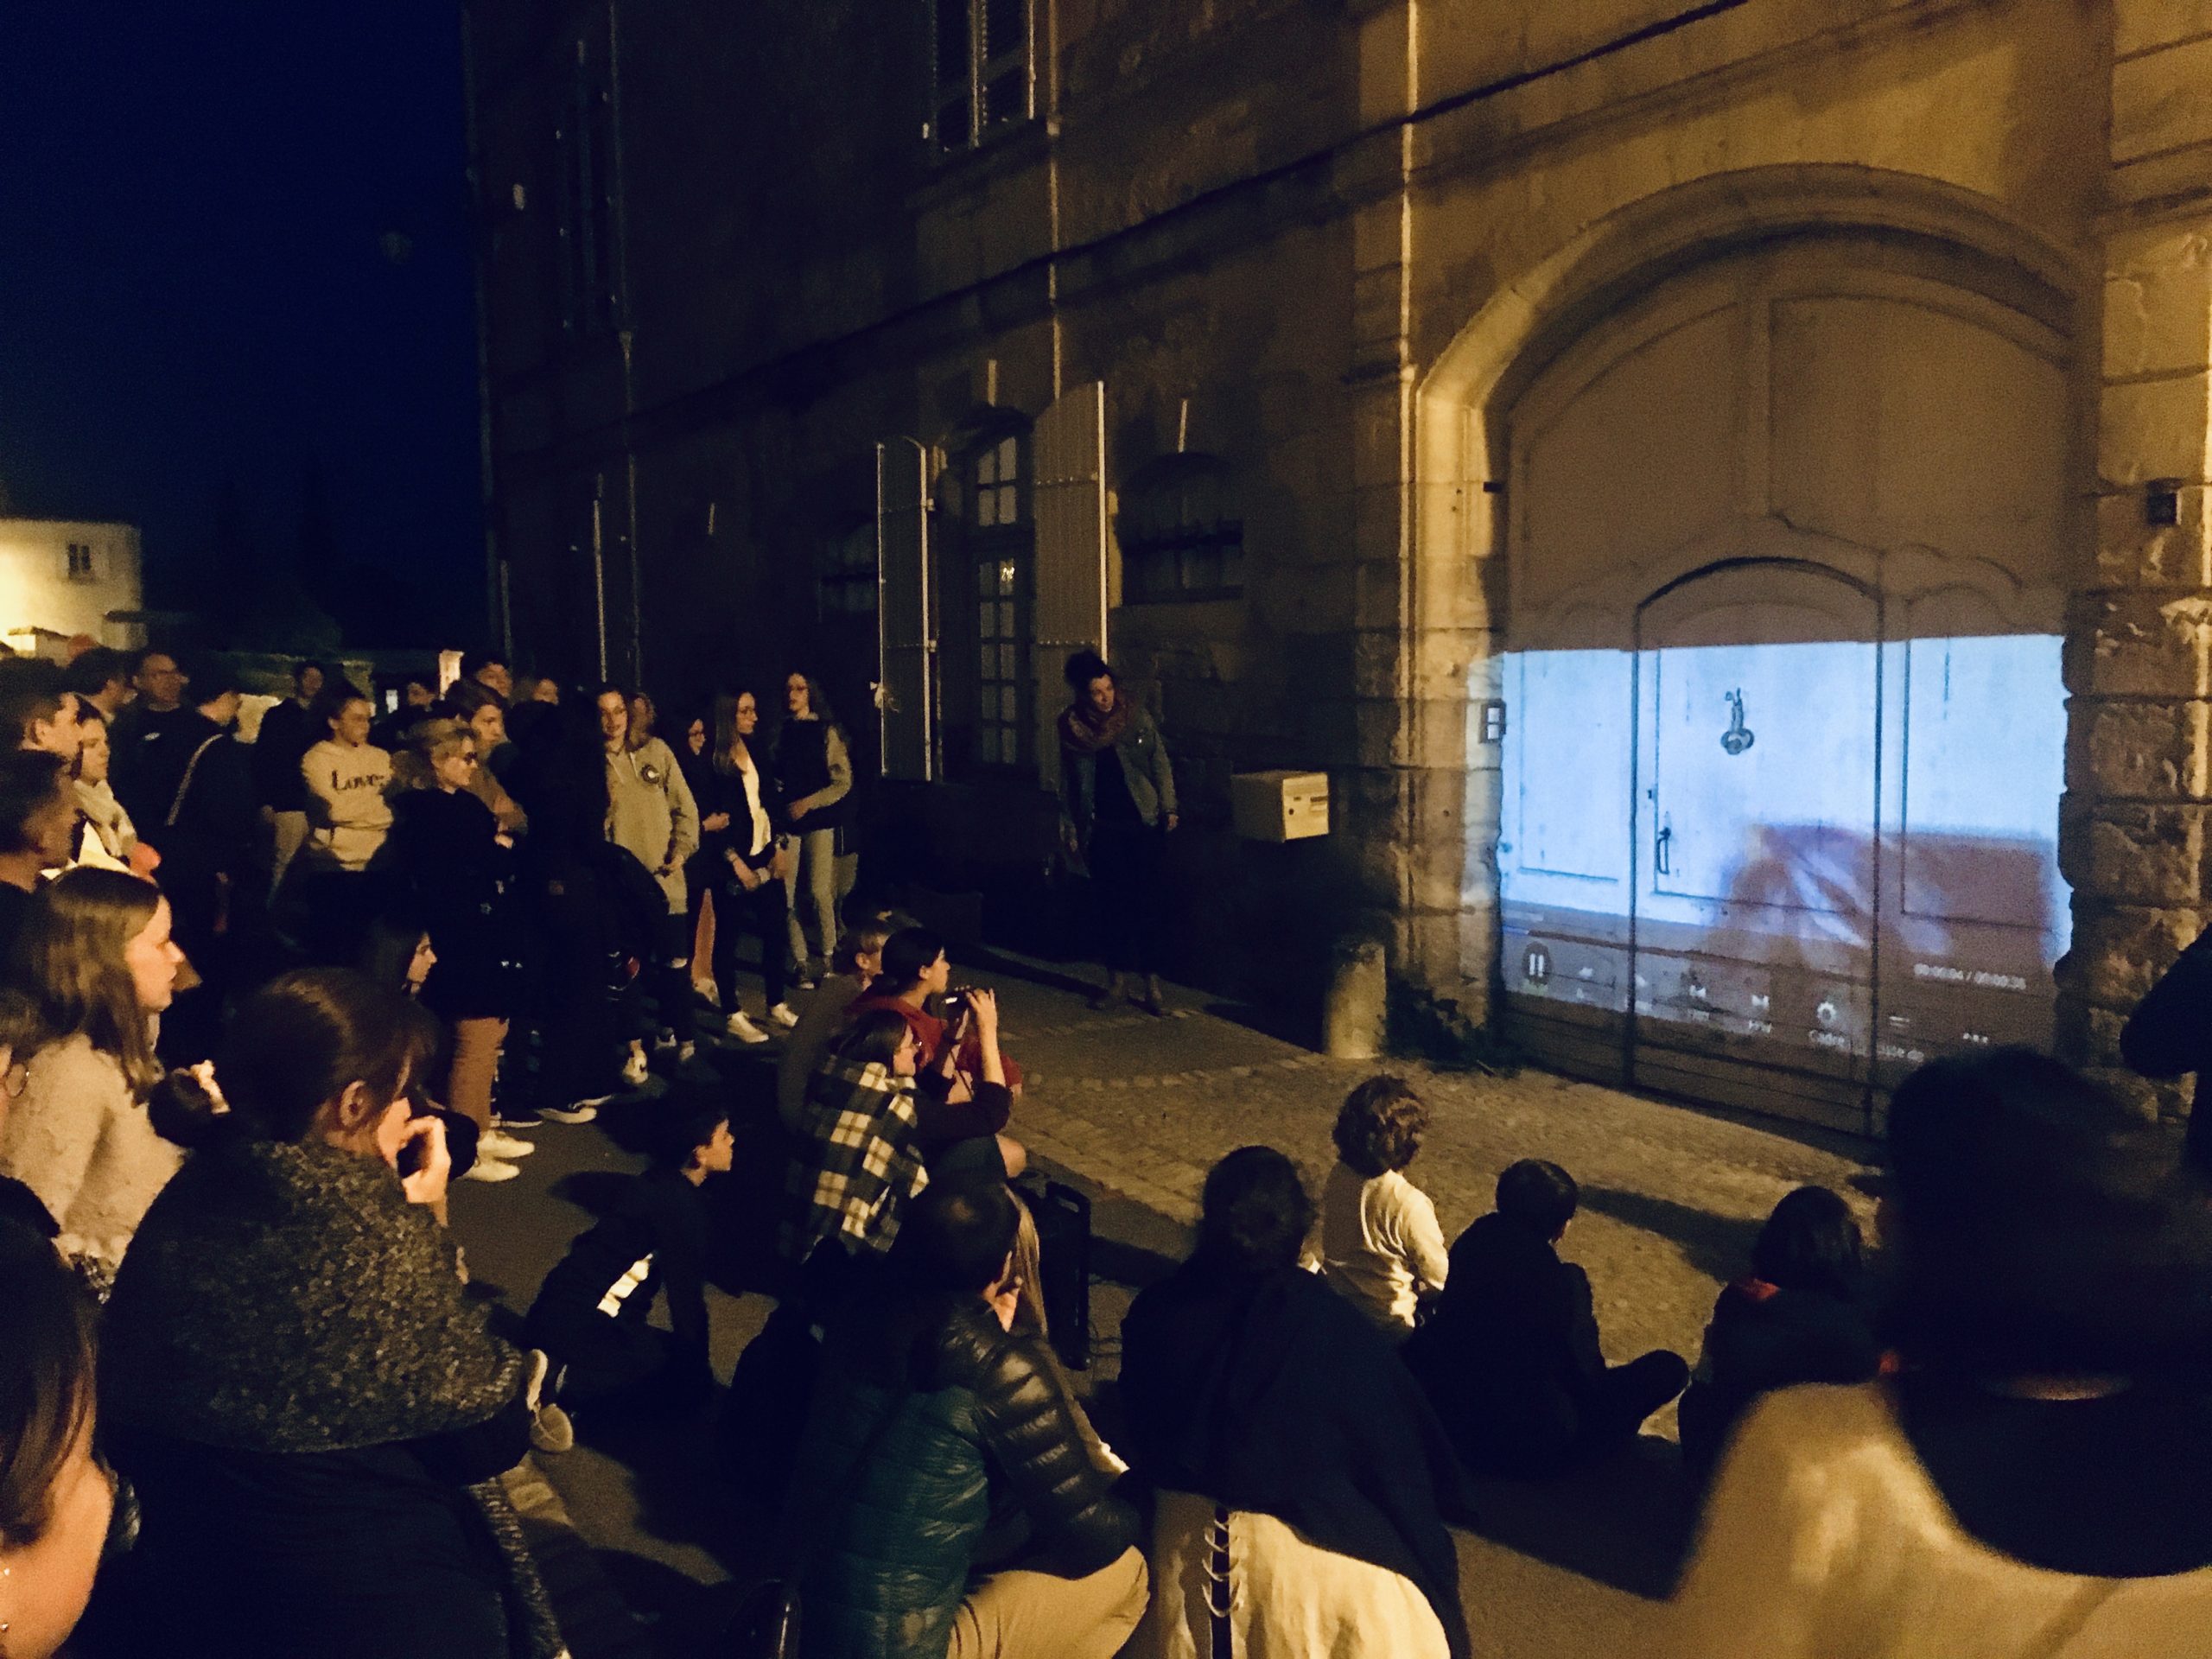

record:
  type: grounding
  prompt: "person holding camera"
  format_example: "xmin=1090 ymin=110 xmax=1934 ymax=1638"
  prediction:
xmin=849 ymin=926 xmax=1026 ymax=1179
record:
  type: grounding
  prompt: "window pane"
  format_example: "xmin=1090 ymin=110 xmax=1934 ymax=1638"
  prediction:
xmin=981 ymin=644 xmax=997 ymax=679
xmin=996 ymin=601 xmax=1015 ymax=636
xmin=978 ymin=489 xmax=997 ymax=529
xmin=983 ymin=66 xmax=1026 ymax=126
xmin=979 ymin=599 xmax=997 ymax=636
xmin=1220 ymin=544 xmax=1244 ymax=591
xmin=937 ymin=0 xmax=971 ymax=87
xmin=998 ymin=643 xmax=1016 ymax=678
xmin=997 ymin=556 xmax=1017 ymax=595
xmin=937 ymin=97 xmax=971 ymax=152
xmin=977 ymin=561 xmax=997 ymax=596
xmin=983 ymin=0 xmax=1025 ymax=60
xmin=978 ymin=447 xmax=998 ymax=486
xmin=1186 ymin=544 xmax=1222 ymax=593
xmin=997 ymin=435 xmax=1019 ymax=480
xmin=997 ymin=485 xmax=1017 ymax=524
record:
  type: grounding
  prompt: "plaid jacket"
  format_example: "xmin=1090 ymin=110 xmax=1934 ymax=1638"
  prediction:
xmin=782 ymin=1058 xmax=930 ymax=1262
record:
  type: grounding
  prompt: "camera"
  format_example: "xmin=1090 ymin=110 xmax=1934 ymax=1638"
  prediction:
xmin=942 ymin=986 xmax=989 ymax=1022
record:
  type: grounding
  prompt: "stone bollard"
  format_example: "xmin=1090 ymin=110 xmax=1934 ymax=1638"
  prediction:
xmin=1325 ymin=938 xmax=1388 ymax=1061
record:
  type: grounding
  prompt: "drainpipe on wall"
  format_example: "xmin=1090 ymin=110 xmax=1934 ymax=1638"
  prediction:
xmin=607 ymin=0 xmax=644 ymax=685
xmin=459 ymin=6 xmax=509 ymax=658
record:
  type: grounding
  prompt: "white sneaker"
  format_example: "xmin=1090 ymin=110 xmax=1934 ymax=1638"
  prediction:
xmin=767 ymin=1002 xmax=799 ymax=1030
xmin=693 ymin=980 xmax=721 ymax=1008
xmin=537 ymin=1099 xmax=601 ymax=1126
xmin=620 ymin=1045 xmax=651 ymax=1087
xmin=724 ymin=1011 xmax=769 ymax=1045
xmin=461 ymin=1156 xmax=522 ymax=1184
xmin=479 ymin=1131 xmax=536 ymax=1160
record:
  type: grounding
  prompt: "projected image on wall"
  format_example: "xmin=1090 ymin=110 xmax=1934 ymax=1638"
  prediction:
xmin=1491 ymin=632 xmax=2069 ymax=1094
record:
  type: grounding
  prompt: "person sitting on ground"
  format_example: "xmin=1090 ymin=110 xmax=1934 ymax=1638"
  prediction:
xmin=850 ymin=923 xmax=1027 ymax=1092
xmin=0 ymin=753 xmax=79 ymax=959
xmin=1668 ymin=1049 xmax=2212 ymax=1657
xmin=783 ymin=1008 xmax=932 ymax=1265
xmin=0 ymin=986 xmax=54 ymax=1243
xmin=1675 ymin=1184 xmax=1880 ymax=1488
xmin=97 ymin=969 xmax=557 ymax=1659
xmin=785 ymin=1179 xmax=1148 ymax=1659
xmin=0 ymin=869 xmax=187 ymax=1291
xmin=1120 ymin=1146 xmax=1474 ymax=1659
xmin=776 ymin=910 xmax=905 ymax=1133
xmin=0 ymin=1233 xmax=114 ymax=1659
xmin=1319 ymin=1075 xmax=1450 ymax=1342
xmin=1404 ymin=1157 xmax=1688 ymax=1478
xmin=524 ymin=1090 xmax=731 ymax=1442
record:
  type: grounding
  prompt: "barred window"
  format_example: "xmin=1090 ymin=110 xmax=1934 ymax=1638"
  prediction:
xmin=930 ymin=0 xmax=1033 ymax=155
xmin=1117 ymin=453 xmax=1243 ymax=604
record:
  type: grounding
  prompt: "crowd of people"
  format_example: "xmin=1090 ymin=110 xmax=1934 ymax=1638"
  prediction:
xmin=6 ymin=638 xmax=2212 ymax=1658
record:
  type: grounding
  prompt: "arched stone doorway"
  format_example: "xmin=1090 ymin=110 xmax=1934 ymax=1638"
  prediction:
xmin=1418 ymin=173 xmax=2089 ymax=1134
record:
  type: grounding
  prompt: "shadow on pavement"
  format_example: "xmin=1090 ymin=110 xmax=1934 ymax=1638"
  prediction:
xmin=1576 ymin=1185 xmax=1764 ymax=1285
xmin=1459 ymin=1435 xmax=1696 ymax=1601
xmin=1201 ymin=998 xmax=1316 ymax=1050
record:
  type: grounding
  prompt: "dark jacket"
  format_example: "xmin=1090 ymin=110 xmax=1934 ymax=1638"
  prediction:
xmin=378 ymin=787 xmax=523 ymax=1021
xmin=528 ymin=1167 xmax=711 ymax=1370
xmin=109 ymin=702 xmax=199 ymax=833
xmin=144 ymin=714 xmax=258 ymax=944
xmin=253 ymin=697 xmax=321 ymax=813
xmin=1120 ymin=1258 xmax=1473 ymax=1659
xmin=772 ymin=719 xmax=850 ymax=833
xmin=1057 ymin=702 xmax=1176 ymax=841
xmin=2121 ymin=922 xmax=2212 ymax=1170
xmin=791 ymin=1287 xmax=1140 ymax=1659
xmin=1677 ymin=1279 xmax=1881 ymax=1484
xmin=1403 ymin=1211 xmax=1606 ymax=1471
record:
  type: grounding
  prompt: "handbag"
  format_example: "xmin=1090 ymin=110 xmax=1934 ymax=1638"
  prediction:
xmin=724 ymin=1382 xmax=912 ymax=1658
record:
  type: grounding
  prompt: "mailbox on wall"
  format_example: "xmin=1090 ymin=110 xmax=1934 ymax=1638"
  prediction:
xmin=1232 ymin=770 xmax=1330 ymax=842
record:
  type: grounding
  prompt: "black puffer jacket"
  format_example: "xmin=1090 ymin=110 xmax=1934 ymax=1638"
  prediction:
xmin=790 ymin=1289 xmax=1138 ymax=1658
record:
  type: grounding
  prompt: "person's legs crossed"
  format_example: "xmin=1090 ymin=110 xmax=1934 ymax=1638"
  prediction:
xmin=1575 ymin=1350 xmax=1690 ymax=1458
xmin=944 ymin=1546 xmax=1147 ymax=1659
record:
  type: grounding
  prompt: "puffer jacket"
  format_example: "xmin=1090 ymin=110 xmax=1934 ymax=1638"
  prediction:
xmin=792 ymin=1292 xmax=1139 ymax=1658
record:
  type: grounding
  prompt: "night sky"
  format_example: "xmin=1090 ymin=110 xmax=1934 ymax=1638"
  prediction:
xmin=0 ymin=3 xmax=484 ymax=647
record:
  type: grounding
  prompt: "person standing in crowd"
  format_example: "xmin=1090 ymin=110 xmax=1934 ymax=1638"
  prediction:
xmin=0 ymin=869 xmax=187 ymax=1290
xmin=461 ymin=650 xmax=513 ymax=706
xmin=1406 ymin=1158 xmax=1688 ymax=1478
xmin=673 ymin=708 xmax=722 ymax=1002
xmin=772 ymin=671 xmax=850 ymax=982
xmin=1675 ymin=1185 xmax=1879 ymax=1488
xmin=1057 ymin=650 xmax=1177 ymax=1015
xmin=1121 ymin=1146 xmax=1472 ymax=1659
xmin=1319 ymin=1076 xmax=1451 ymax=1342
xmin=512 ymin=672 xmax=561 ymax=709
xmin=0 ymin=659 xmax=85 ymax=766
xmin=0 ymin=754 xmax=85 ymax=963
xmin=0 ymin=989 xmax=54 ymax=1244
xmin=97 ymin=969 xmax=556 ymax=1659
xmin=1669 ymin=1049 xmax=2212 ymax=1656
xmin=371 ymin=670 xmax=437 ymax=753
xmin=251 ymin=659 xmax=325 ymax=900
xmin=381 ymin=719 xmax=527 ymax=1178
xmin=107 ymin=650 xmax=190 ymax=836
xmin=70 ymin=709 xmax=153 ymax=878
xmin=0 ymin=1236 xmax=114 ymax=1659
xmin=442 ymin=679 xmax=526 ymax=834
xmin=704 ymin=690 xmax=793 ymax=1044
xmin=777 ymin=911 xmax=903 ymax=1132
xmin=140 ymin=664 xmax=257 ymax=1063
xmin=62 ymin=645 xmax=135 ymax=724
xmin=524 ymin=1091 xmax=730 ymax=1437
xmin=783 ymin=1008 xmax=931 ymax=1265
xmin=597 ymin=683 xmax=699 ymax=1052
xmin=784 ymin=1180 xmax=1148 ymax=1659
xmin=301 ymin=682 xmax=394 ymax=874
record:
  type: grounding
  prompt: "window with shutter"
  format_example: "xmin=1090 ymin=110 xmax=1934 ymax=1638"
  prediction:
xmin=876 ymin=438 xmax=937 ymax=782
xmin=966 ymin=430 xmax=1032 ymax=772
xmin=1031 ymin=382 xmax=1110 ymax=793
xmin=928 ymin=0 xmax=1033 ymax=155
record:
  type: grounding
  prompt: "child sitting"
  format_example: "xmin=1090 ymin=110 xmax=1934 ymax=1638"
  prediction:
xmin=525 ymin=1090 xmax=733 ymax=1440
xmin=1677 ymin=1185 xmax=1880 ymax=1485
xmin=1318 ymin=1075 xmax=1449 ymax=1340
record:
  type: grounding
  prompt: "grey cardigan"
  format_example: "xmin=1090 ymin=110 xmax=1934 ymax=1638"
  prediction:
xmin=1058 ymin=702 xmax=1177 ymax=842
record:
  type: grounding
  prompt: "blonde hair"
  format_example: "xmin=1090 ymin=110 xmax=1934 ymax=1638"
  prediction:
xmin=16 ymin=868 xmax=164 ymax=1095
xmin=392 ymin=716 xmax=473 ymax=792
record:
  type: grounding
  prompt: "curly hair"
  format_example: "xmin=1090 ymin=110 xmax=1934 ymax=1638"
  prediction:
xmin=1332 ymin=1075 xmax=1429 ymax=1177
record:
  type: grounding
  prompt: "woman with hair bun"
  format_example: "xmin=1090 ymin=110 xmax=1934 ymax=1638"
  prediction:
xmin=0 ymin=868 xmax=186 ymax=1287
xmin=99 ymin=968 xmax=556 ymax=1659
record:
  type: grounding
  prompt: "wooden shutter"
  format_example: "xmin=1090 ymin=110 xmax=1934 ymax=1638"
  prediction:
xmin=876 ymin=437 xmax=936 ymax=781
xmin=1031 ymin=381 xmax=1109 ymax=791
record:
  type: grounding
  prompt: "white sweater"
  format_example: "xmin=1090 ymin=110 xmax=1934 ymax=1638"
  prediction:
xmin=301 ymin=739 xmax=394 ymax=870
xmin=1317 ymin=1162 xmax=1448 ymax=1338
xmin=0 ymin=1034 xmax=181 ymax=1276
xmin=1668 ymin=1382 xmax=2212 ymax=1658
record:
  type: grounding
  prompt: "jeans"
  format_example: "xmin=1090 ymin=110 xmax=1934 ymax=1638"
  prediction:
xmin=1088 ymin=820 xmax=1167 ymax=975
xmin=780 ymin=828 xmax=839 ymax=971
xmin=714 ymin=870 xmax=790 ymax=1012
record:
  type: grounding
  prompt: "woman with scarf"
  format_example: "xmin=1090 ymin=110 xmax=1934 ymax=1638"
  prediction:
xmin=1057 ymin=650 xmax=1177 ymax=1014
xmin=96 ymin=969 xmax=561 ymax=1659
xmin=1119 ymin=1146 xmax=1474 ymax=1659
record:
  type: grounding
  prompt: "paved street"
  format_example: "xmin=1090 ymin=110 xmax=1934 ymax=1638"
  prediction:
xmin=450 ymin=952 xmax=1878 ymax=1657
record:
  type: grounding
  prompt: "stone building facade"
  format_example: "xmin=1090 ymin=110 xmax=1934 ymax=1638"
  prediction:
xmin=465 ymin=0 xmax=2212 ymax=1133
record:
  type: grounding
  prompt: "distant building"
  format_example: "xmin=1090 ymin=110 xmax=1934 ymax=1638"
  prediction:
xmin=0 ymin=518 xmax=145 ymax=657
xmin=465 ymin=1 xmax=2212 ymax=1135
